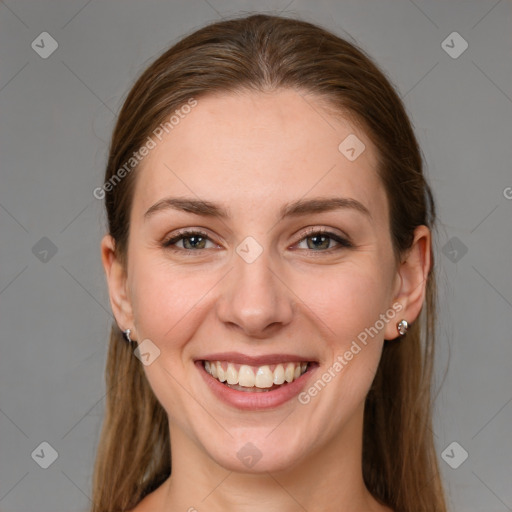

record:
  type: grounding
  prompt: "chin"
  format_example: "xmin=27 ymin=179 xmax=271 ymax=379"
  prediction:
xmin=204 ymin=433 xmax=308 ymax=474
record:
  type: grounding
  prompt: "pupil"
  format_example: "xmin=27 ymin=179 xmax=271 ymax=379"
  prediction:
xmin=309 ymin=235 xmax=329 ymax=250
xmin=185 ymin=236 xmax=205 ymax=249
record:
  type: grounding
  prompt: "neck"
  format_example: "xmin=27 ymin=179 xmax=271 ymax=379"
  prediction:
xmin=153 ymin=403 xmax=389 ymax=512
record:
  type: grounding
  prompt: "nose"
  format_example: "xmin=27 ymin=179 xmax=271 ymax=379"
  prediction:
xmin=215 ymin=245 xmax=294 ymax=339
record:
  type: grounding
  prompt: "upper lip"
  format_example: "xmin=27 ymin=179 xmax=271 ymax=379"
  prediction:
xmin=197 ymin=352 xmax=317 ymax=366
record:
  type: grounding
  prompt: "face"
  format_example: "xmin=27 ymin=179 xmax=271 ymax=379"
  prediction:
xmin=104 ymin=88 xmax=415 ymax=474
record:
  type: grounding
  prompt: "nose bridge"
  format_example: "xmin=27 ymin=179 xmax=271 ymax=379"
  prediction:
xmin=216 ymin=237 xmax=293 ymax=335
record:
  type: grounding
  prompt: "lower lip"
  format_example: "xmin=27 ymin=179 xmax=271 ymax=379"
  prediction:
xmin=195 ymin=361 xmax=318 ymax=410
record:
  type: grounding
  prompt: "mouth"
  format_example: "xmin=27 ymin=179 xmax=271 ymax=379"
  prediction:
xmin=195 ymin=353 xmax=319 ymax=410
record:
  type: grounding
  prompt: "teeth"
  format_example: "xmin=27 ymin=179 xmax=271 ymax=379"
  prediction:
xmin=285 ymin=363 xmax=295 ymax=383
xmin=273 ymin=364 xmax=285 ymax=385
xmin=255 ymin=366 xmax=273 ymax=388
xmin=217 ymin=363 xmax=226 ymax=382
xmin=238 ymin=365 xmax=255 ymax=387
xmin=226 ymin=363 xmax=238 ymax=385
xmin=203 ymin=360 xmax=309 ymax=389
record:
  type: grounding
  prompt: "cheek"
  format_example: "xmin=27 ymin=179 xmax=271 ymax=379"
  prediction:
xmin=128 ymin=255 xmax=216 ymax=347
xmin=295 ymin=262 xmax=392 ymax=344
xmin=127 ymin=256 xmax=216 ymax=420
xmin=295 ymin=268 xmax=390 ymax=426
xmin=294 ymin=262 xmax=391 ymax=391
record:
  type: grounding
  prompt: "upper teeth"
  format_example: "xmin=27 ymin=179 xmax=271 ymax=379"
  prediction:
xmin=204 ymin=361 xmax=308 ymax=388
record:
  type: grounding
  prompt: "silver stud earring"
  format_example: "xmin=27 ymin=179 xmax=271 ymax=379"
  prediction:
xmin=397 ymin=319 xmax=408 ymax=336
xmin=123 ymin=328 xmax=133 ymax=343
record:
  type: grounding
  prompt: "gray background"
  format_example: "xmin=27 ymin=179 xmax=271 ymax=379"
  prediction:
xmin=1 ymin=0 xmax=511 ymax=511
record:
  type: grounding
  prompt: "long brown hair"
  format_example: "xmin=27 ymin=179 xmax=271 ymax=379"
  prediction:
xmin=92 ymin=13 xmax=447 ymax=512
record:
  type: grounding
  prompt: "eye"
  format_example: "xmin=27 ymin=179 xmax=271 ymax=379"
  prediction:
xmin=162 ymin=229 xmax=218 ymax=251
xmin=162 ymin=228 xmax=353 ymax=253
xmin=295 ymin=228 xmax=353 ymax=252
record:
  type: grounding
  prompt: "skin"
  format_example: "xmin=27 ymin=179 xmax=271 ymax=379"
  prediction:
xmin=101 ymin=88 xmax=430 ymax=512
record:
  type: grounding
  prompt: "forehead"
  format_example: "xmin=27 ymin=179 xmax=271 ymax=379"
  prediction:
xmin=132 ymin=89 xmax=386 ymax=222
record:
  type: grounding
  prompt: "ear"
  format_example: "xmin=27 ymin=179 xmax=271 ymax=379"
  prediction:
xmin=384 ymin=225 xmax=432 ymax=340
xmin=101 ymin=234 xmax=136 ymax=337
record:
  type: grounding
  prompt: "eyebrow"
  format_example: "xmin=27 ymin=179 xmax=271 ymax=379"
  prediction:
xmin=144 ymin=196 xmax=371 ymax=221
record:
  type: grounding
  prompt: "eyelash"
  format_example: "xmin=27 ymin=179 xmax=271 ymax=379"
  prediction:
xmin=161 ymin=227 xmax=353 ymax=254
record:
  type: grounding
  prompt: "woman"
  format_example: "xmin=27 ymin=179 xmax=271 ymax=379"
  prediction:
xmin=93 ymin=13 xmax=448 ymax=512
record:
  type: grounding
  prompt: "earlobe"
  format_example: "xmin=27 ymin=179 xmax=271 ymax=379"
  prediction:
xmin=100 ymin=234 xmax=135 ymax=334
xmin=384 ymin=225 xmax=431 ymax=340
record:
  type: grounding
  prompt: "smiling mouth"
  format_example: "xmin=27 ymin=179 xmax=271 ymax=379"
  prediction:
xmin=202 ymin=360 xmax=314 ymax=392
